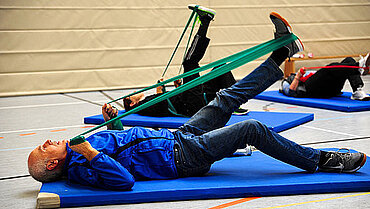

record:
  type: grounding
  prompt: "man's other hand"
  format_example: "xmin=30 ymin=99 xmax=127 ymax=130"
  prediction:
xmin=69 ymin=140 xmax=99 ymax=161
xmin=102 ymin=103 xmax=118 ymax=121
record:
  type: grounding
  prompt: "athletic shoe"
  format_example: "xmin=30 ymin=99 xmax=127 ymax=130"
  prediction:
xmin=351 ymin=88 xmax=370 ymax=101
xmin=233 ymin=107 xmax=249 ymax=115
xmin=270 ymin=12 xmax=304 ymax=57
xmin=359 ymin=53 xmax=370 ymax=75
xmin=235 ymin=145 xmax=253 ymax=156
xmin=188 ymin=4 xmax=216 ymax=23
xmin=318 ymin=149 xmax=367 ymax=173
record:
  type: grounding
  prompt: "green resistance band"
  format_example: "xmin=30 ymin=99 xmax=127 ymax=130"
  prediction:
xmin=69 ymin=135 xmax=86 ymax=146
xmin=178 ymin=10 xmax=198 ymax=75
xmin=108 ymin=34 xmax=289 ymax=106
xmin=70 ymin=34 xmax=298 ymax=145
xmin=161 ymin=5 xmax=198 ymax=78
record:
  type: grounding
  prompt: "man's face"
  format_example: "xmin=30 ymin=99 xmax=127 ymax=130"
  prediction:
xmin=29 ymin=140 xmax=68 ymax=164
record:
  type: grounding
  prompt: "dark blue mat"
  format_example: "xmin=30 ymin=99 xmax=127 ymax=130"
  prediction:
xmin=255 ymin=91 xmax=370 ymax=112
xmin=38 ymin=149 xmax=370 ymax=208
xmin=84 ymin=111 xmax=314 ymax=132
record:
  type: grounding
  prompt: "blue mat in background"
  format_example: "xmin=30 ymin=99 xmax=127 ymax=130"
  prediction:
xmin=84 ymin=111 xmax=314 ymax=132
xmin=255 ymin=91 xmax=370 ymax=112
xmin=38 ymin=149 xmax=370 ymax=208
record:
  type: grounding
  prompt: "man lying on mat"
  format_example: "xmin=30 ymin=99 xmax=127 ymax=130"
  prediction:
xmin=281 ymin=54 xmax=370 ymax=100
xmin=28 ymin=9 xmax=367 ymax=190
xmin=123 ymin=5 xmax=248 ymax=117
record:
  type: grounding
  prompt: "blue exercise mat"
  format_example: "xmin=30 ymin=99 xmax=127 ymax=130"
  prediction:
xmin=84 ymin=111 xmax=313 ymax=132
xmin=38 ymin=149 xmax=370 ymax=208
xmin=255 ymin=91 xmax=370 ymax=112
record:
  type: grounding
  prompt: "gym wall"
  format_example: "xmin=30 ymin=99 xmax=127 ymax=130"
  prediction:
xmin=0 ymin=0 xmax=369 ymax=96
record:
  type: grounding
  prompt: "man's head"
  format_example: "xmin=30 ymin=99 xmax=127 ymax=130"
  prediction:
xmin=28 ymin=139 xmax=68 ymax=182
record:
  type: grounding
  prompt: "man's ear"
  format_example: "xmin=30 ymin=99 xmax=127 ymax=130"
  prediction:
xmin=46 ymin=159 xmax=59 ymax=171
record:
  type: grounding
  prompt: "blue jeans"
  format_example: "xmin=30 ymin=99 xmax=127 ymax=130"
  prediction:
xmin=173 ymin=57 xmax=320 ymax=177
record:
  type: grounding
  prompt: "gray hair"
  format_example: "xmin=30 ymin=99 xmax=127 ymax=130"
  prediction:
xmin=28 ymin=158 xmax=63 ymax=182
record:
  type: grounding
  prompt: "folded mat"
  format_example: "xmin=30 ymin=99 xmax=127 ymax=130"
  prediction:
xmin=37 ymin=149 xmax=370 ymax=208
xmin=255 ymin=91 xmax=370 ymax=112
xmin=84 ymin=111 xmax=314 ymax=133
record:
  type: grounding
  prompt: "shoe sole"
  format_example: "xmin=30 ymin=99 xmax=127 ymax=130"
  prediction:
xmin=343 ymin=153 xmax=367 ymax=173
xmin=233 ymin=110 xmax=250 ymax=115
xmin=270 ymin=12 xmax=305 ymax=52
xmin=351 ymin=96 xmax=370 ymax=101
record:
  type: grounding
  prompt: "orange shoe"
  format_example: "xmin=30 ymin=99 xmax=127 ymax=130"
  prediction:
xmin=270 ymin=12 xmax=304 ymax=57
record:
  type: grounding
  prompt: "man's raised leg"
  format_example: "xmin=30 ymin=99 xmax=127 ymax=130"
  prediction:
xmin=182 ymin=5 xmax=215 ymax=83
xmin=177 ymin=12 xmax=366 ymax=175
xmin=180 ymin=57 xmax=284 ymax=135
xmin=180 ymin=12 xmax=305 ymax=135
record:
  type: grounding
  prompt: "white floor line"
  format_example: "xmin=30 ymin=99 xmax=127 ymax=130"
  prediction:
xmin=0 ymin=124 xmax=95 ymax=134
xmin=0 ymin=100 xmax=107 ymax=110
xmin=302 ymin=125 xmax=360 ymax=137
xmin=0 ymin=147 xmax=35 ymax=152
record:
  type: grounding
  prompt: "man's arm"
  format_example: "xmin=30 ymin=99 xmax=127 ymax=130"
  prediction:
xmin=69 ymin=141 xmax=135 ymax=190
xmin=69 ymin=140 xmax=99 ymax=161
xmin=289 ymin=70 xmax=303 ymax=91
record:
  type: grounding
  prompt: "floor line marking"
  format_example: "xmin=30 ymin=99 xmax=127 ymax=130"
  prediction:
xmin=81 ymin=125 xmax=96 ymax=128
xmin=0 ymin=100 xmax=107 ymax=110
xmin=0 ymin=124 xmax=91 ymax=134
xmin=19 ymin=133 xmax=36 ymax=136
xmin=260 ymin=192 xmax=370 ymax=209
xmin=50 ymin=129 xmax=67 ymax=132
xmin=302 ymin=125 xmax=360 ymax=137
xmin=0 ymin=146 xmax=35 ymax=151
xmin=208 ymin=197 xmax=261 ymax=209
xmin=314 ymin=116 xmax=354 ymax=121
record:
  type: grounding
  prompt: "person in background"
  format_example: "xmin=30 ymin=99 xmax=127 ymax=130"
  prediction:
xmin=124 ymin=5 xmax=247 ymax=117
xmin=281 ymin=54 xmax=370 ymax=100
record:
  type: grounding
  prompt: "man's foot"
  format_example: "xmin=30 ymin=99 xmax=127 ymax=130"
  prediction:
xmin=318 ymin=149 xmax=367 ymax=173
xmin=359 ymin=53 xmax=370 ymax=75
xmin=351 ymin=88 xmax=370 ymax=101
xmin=188 ymin=4 xmax=216 ymax=23
xmin=270 ymin=12 xmax=304 ymax=57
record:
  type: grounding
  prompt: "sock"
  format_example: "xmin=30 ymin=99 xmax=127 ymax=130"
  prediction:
xmin=318 ymin=150 xmax=330 ymax=166
xmin=270 ymin=47 xmax=289 ymax=66
xmin=197 ymin=17 xmax=211 ymax=37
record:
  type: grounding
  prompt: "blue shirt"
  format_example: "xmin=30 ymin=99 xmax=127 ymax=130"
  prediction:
xmin=63 ymin=127 xmax=177 ymax=190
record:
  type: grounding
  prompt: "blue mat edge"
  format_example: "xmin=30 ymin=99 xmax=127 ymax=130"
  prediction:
xmin=255 ymin=91 xmax=370 ymax=112
xmin=83 ymin=111 xmax=314 ymax=133
xmin=40 ymin=148 xmax=370 ymax=207
xmin=271 ymin=113 xmax=313 ymax=132
xmin=60 ymin=181 xmax=370 ymax=207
